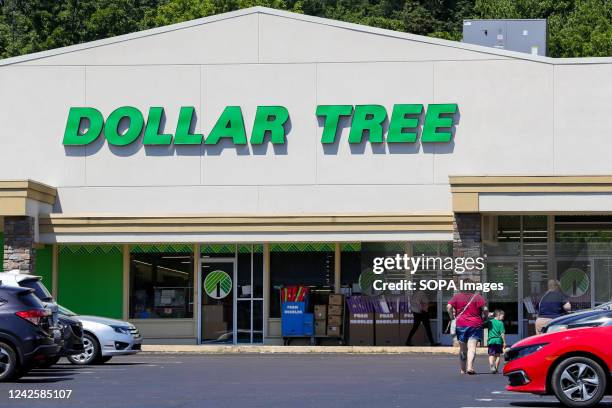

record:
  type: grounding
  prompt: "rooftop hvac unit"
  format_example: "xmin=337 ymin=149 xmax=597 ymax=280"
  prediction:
xmin=462 ymin=19 xmax=547 ymax=56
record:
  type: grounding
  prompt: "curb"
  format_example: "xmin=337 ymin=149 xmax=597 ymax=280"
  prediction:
xmin=142 ymin=345 xmax=490 ymax=355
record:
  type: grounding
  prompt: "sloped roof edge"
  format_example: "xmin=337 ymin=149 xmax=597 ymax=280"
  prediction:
xmin=0 ymin=6 xmax=611 ymax=66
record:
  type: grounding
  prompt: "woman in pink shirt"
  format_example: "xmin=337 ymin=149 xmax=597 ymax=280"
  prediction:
xmin=447 ymin=281 xmax=488 ymax=375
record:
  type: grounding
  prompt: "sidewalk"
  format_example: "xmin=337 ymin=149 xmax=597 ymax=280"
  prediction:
xmin=142 ymin=345 xmax=490 ymax=355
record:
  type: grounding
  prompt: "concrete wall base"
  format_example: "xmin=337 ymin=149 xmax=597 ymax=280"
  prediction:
xmin=142 ymin=345 xmax=489 ymax=355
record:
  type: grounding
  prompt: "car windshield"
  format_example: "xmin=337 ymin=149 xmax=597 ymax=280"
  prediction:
xmin=58 ymin=305 xmax=77 ymax=316
xmin=20 ymin=278 xmax=53 ymax=302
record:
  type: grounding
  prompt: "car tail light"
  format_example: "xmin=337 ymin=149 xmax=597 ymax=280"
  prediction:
xmin=16 ymin=309 xmax=51 ymax=326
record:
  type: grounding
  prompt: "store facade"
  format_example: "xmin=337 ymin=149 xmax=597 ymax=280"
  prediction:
xmin=2 ymin=7 xmax=612 ymax=345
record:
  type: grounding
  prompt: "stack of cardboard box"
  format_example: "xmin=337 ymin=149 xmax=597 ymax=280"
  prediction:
xmin=327 ymin=294 xmax=344 ymax=337
xmin=314 ymin=304 xmax=327 ymax=336
xmin=374 ymin=312 xmax=400 ymax=346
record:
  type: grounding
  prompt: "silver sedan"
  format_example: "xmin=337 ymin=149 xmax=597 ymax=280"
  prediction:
xmin=58 ymin=306 xmax=142 ymax=365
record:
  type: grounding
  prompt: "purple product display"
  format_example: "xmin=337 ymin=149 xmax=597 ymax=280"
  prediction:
xmin=389 ymin=298 xmax=400 ymax=313
xmin=369 ymin=296 xmax=411 ymax=314
xmin=371 ymin=297 xmax=388 ymax=313
xmin=389 ymin=296 xmax=410 ymax=313
xmin=346 ymin=296 xmax=374 ymax=313
xmin=347 ymin=295 xmax=410 ymax=314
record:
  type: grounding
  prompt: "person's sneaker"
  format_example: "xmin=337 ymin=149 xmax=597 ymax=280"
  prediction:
xmin=490 ymin=365 xmax=497 ymax=374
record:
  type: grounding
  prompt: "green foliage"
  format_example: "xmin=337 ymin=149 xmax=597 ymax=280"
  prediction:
xmin=0 ymin=0 xmax=611 ymax=59
xmin=0 ymin=0 xmax=164 ymax=58
xmin=548 ymin=0 xmax=612 ymax=57
xmin=140 ymin=0 xmax=287 ymax=27
xmin=474 ymin=0 xmax=612 ymax=57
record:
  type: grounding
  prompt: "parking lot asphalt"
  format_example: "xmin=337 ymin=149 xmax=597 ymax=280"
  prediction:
xmin=0 ymin=353 xmax=611 ymax=408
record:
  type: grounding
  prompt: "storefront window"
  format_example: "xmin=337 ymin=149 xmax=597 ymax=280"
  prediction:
xmin=130 ymin=248 xmax=194 ymax=319
xmin=342 ymin=241 xmax=451 ymax=319
xmin=483 ymin=215 xmax=520 ymax=256
xmin=340 ymin=242 xmax=361 ymax=288
xmin=556 ymin=215 xmax=612 ymax=257
xmin=269 ymin=243 xmax=334 ymax=318
xmin=555 ymin=216 xmax=612 ymax=307
xmin=482 ymin=215 xmax=612 ymax=337
xmin=272 ymin=241 xmax=452 ymax=345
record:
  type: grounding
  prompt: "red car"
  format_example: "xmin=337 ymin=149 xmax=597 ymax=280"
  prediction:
xmin=504 ymin=326 xmax=612 ymax=407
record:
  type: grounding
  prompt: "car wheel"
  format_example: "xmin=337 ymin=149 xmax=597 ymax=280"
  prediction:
xmin=95 ymin=356 xmax=112 ymax=364
xmin=67 ymin=333 xmax=99 ymax=365
xmin=36 ymin=355 xmax=61 ymax=369
xmin=551 ymin=356 xmax=606 ymax=408
xmin=0 ymin=342 xmax=18 ymax=381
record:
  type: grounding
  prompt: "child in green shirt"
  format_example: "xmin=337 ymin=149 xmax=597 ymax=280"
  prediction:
xmin=486 ymin=309 xmax=506 ymax=374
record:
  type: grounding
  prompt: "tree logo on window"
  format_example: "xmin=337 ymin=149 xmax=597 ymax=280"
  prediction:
xmin=560 ymin=267 xmax=589 ymax=298
xmin=358 ymin=269 xmax=377 ymax=296
xmin=204 ymin=270 xmax=232 ymax=299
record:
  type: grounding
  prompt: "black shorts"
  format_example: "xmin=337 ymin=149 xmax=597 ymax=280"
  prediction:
xmin=488 ymin=344 xmax=503 ymax=356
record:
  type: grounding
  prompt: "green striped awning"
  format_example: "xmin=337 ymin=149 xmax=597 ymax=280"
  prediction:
xmin=59 ymin=245 xmax=122 ymax=256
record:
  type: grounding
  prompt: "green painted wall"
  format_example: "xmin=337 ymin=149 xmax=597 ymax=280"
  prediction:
xmin=58 ymin=245 xmax=123 ymax=319
xmin=35 ymin=245 xmax=53 ymax=289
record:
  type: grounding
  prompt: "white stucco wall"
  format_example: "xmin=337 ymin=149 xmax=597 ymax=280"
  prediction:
xmin=0 ymin=8 xmax=611 ymax=220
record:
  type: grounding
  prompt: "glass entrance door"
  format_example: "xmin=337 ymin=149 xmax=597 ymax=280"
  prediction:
xmin=201 ymin=258 xmax=235 ymax=344
xmin=487 ymin=261 xmax=521 ymax=344
xmin=236 ymin=245 xmax=264 ymax=343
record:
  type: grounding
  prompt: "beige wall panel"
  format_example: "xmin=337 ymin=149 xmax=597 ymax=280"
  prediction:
xmin=258 ymin=184 xmax=451 ymax=213
xmin=131 ymin=319 xmax=195 ymax=339
xmin=54 ymin=186 xmax=259 ymax=214
xmin=433 ymin=60 xmax=554 ymax=183
xmin=0 ymin=66 xmax=86 ymax=186
xmin=554 ymin=64 xmax=612 ymax=174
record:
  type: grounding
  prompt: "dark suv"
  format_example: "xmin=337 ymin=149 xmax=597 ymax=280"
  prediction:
xmin=0 ymin=286 xmax=60 ymax=381
xmin=0 ymin=271 xmax=84 ymax=367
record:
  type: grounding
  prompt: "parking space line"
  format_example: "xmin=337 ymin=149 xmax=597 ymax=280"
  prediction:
xmin=83 ymin=368 xmax=127 ymax=371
